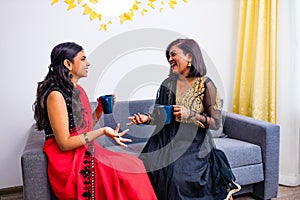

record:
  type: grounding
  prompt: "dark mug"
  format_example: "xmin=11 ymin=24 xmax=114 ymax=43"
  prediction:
xmin=157 ymin=105 xmax=173 ymax=124
xmin=99 ymin=95 xmax=114 ymax=114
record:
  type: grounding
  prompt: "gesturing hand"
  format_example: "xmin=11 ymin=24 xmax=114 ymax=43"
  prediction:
xmin=127 ymin=113 xmax=149 ymax=126
xmin=104 ymin=123 xmax=132 ymax=147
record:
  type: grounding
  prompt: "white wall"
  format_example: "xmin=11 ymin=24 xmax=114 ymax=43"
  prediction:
xmin=0 ymin=0 xmax=239 ymax=188
xmin=1 ymin=0 xmax=299 ymax=189
xmin=277 ymin=0 xmax=300 ymax=186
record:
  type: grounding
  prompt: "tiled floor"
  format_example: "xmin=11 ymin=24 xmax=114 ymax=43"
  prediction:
xmin=235 ymin=185 xmax=300 ymax=200
xmin=0 ymin=185 xmax=299 ymax=200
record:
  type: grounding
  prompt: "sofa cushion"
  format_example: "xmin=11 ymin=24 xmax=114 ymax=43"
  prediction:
xmin=232 ymin=164 xmax=264 ymax=186
xmin=213 ymin=138 xmax=262 ymax=168
xmin=208 ymin=125 xmax=226 ymax=138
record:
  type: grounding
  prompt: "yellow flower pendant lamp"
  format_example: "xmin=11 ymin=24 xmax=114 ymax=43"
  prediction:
xmin=51 ymin=0 xmax=189 ymax=31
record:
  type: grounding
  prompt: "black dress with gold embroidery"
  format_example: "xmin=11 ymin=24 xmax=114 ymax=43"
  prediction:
xmin=139 ymin=74 xmax=233 ymax=200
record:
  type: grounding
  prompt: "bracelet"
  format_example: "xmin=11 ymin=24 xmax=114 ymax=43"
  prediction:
xmin=144 ymin=113 xmax=152 ymax=125
xmin=205 ymin=115 xmax=210 ymax=127
xmin=194 ymin=120 xmax=205 ymax=128
xmin=83 ymin=132 xmax=89 ymax=144
xmin=201 ymin=115 xmax=210 ymax=128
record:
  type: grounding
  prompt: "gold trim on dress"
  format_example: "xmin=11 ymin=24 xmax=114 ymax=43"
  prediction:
xmin=175 ymin=76 xmax=222 ymax=128
xmin=176 ymin=77 xmax=205 ymax=124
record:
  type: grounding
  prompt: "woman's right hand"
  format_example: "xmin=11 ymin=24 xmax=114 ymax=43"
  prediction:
xmin=173 ymin=105 xmax=190 ymax=120
xmin=103 ymin=123 xmax=131 ymax=147
xmin=127 ymin=113 xmax=149 ymax=126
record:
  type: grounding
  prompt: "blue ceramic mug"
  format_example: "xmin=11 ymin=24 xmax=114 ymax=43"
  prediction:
xmin=99 ymin=95 xmax=114 ymax=114
xmin=157 ymin=105 xmax=173 ymax=124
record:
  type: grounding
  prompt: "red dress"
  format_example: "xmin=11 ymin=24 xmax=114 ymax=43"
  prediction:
xmin=43 ymin=85 xmax=157 ymax=200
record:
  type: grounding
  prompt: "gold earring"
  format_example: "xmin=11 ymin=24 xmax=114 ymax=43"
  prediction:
xmin=188 ymin=61 xmax=192 ymax=67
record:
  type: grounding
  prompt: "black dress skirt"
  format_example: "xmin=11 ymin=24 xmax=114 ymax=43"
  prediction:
xmin=139 ymin=75 xmax=235 ymax=200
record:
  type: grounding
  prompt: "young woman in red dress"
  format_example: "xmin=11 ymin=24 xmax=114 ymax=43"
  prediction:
xmin=33 ymin=42 xmax=157 ymax=200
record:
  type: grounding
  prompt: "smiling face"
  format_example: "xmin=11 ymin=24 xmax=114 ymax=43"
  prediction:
xmin=168 ymin=45 xmax=192 ymax=77
xmin=64 ymin=50 xmax=90 ymax=83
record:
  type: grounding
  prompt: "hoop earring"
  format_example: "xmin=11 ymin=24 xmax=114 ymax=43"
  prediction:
xmin=69 ymin=73 xmax=73 ymax=79
xmin=188 ymin=61 xmax=192 ymax=67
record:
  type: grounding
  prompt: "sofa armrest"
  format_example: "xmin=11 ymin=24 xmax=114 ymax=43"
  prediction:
xmin=223 ymin=112 xmax=280 ymax=199
xmin=21 ymin=125 xmax=52 ymax=200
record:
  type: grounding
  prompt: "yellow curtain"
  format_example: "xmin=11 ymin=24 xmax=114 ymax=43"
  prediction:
xmin=232 ymin=0 xmax=278 ymax=123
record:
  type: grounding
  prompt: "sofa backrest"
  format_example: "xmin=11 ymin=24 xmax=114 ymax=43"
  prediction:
xmin=94 ymin=99 xmax=157 ymax=146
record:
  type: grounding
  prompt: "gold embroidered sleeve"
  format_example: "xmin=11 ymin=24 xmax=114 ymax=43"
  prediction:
xmin=213 ymin=92 xmax=222 ymax=111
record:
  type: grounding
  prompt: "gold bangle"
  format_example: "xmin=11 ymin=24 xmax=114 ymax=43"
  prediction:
xmin=193 ymin=120 xmax=205 ymax=128
xmin=83 ymin=132 xmax=89 ymax=144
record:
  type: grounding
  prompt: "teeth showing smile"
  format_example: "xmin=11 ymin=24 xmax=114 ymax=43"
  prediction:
xmin=170 ymin=62 xmax=176 ymax=68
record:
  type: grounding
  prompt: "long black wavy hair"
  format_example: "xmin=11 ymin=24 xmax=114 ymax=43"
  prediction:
xmin=33 ymin=42 xmax=83 ymax=130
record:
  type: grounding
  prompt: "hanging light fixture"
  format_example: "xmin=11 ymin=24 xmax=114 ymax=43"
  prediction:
xmin=85 ymin=0 xmax=136 ymax=16
xmin=51 ymin=0 xmax=189 ymax=31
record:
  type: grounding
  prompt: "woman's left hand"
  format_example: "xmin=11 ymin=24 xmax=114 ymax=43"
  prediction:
xmin=104 ymin=123 xmax=132 ymax=147
xmin=173 ymin=105 xmax=190 ymax=120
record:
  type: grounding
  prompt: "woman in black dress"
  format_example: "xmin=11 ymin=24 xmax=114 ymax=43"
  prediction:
xmin=128 ymin=38 xmax=241 ymax=200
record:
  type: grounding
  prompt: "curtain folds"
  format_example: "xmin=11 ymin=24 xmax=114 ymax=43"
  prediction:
xmin=232 ymin=0 xmax=278 ymax=123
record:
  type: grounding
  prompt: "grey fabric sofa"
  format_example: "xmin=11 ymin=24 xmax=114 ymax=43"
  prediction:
xmin=21 ymin=99 xmax=280 ymax=200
